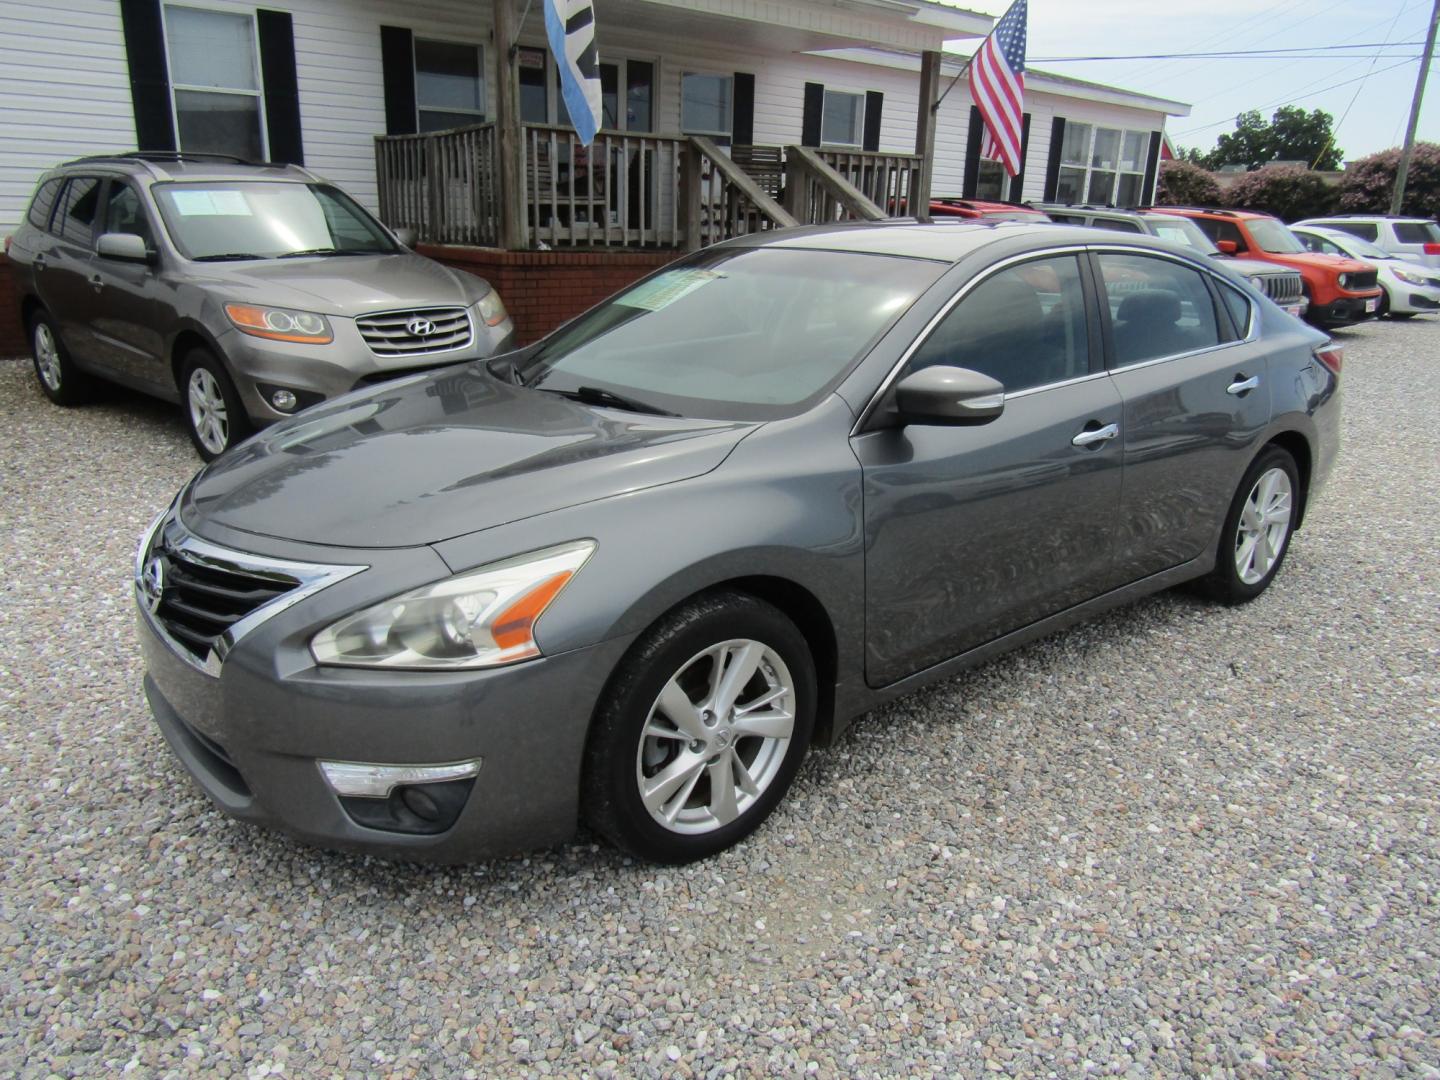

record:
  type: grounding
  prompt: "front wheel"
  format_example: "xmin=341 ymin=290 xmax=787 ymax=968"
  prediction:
xmin=1197 ymin=446 xmax=1300 ymax=605
xmin=181 ymin=348 xmax=250 ymax=461
xmin=583 ymin=591 xmax=816 ymax=863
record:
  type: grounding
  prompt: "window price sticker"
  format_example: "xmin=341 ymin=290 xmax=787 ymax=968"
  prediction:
xmin=618 ymin=269 xmax=725 ymax=311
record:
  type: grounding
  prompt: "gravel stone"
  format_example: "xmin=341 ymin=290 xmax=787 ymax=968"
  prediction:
xmin=1 ymin=318 xmax=1437 ymax=1077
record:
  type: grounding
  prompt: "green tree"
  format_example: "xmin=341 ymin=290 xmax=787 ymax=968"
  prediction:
xmin=1339 ymin=143 xmax=1440 ymax=219
xmin=1155 ymin=159 xmax=1221 ymax=206
xmin=1201 ymin=107 xmax=1343 ymax=171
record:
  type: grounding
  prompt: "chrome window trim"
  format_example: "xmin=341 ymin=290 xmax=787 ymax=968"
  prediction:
xmin=852 ymin=245 xmax=1094 ymax=435
xmin=134 ymin=504 xmax=366 ymax=677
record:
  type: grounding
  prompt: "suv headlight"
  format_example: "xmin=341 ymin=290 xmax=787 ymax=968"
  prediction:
xmin=225 ymin=303 xmax=334 ymax=344
xmin=1337 ymin=273 xmax=1350 ymax=288
xmin=311 ymin=540 xmax=594 ymax=669
xmin=475 ymin=290 xmax=508 ymax=327
xmin=1248 ymin=275 xmax=1265 ymax=289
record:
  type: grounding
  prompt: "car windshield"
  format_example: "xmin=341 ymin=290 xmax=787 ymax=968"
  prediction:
xmin=152 ymin=182 xmax=398 ymax=260
xmin=1319 ymin=231 xmax=1388 ymax=259
xmin=1147 ymin=216 xmax=1219 ymax=255
xmin=1247 ymin=218 xmax=1306 ymax=254
xmin=510 ymin=247 xmax=944 ymax=421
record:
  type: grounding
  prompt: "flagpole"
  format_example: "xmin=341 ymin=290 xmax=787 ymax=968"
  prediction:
xmin=931 ymin=57 xmax=975 ymax=115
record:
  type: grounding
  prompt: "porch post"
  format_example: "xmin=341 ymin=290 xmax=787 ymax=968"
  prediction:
xmin=913 ymin=49 xmax=941 ymax=223
xmin=493 ymin=0 xmax=525 ymax=249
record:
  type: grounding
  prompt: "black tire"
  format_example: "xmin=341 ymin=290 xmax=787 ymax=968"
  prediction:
xmin=583 ymin=591 xmax=816 ymax=864
xmin=1389 ymin=311 xmax=1416 ymax=320
xmin=1197 ymin=446 xmax=1300 ymax=605
xmin=28 ymin=308 xmax=91 ymax=406
xmin=180 ymin=347 xmax=251 ymax=461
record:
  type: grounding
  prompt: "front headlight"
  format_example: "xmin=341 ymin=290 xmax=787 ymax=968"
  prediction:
xmin=311 ymin=540 xmax=594 ymax=669
xmin=1392 ymin=267 xmax=1427 ymax=286
xmin=475 ymin=289 xmax=508 ymax=327
xmin=225 ymin=303 xmax=334 ymax=344
xmin=1248 ymin=275 xmax=1265 ymax=290
xmin=1337 ymin=273 xmax=1350 ymax=289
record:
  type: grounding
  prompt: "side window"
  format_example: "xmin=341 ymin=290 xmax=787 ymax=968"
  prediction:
xmin=1297 ymin=233 xmax=1339 ymax=256
xmin=103 ymin=182 xmax=154 ymax=246
xmin=1092 ymin=218 xmax=1143 ymax=233
xmin=908 ymin=255 xmax=1091 ymax=393
xmin=27 ymin=178 xmax=63 ymax=230
xmin=1217 ymin=282 xmax=1251 ymax=339
xmin=1331 ymin=221 xmax=1380 ymax=242
xmin=1216 ymin=221 xmax=1247 ymax=251
xmin=55 ymin=177 xmax=102 ymax=246
xmin=1098 ymin=252 xmax=1222 ymax=366
xmin=1393 ymin=221 xmax=1439 ymax=244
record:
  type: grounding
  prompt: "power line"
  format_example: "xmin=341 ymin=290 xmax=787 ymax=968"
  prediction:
xmin=1031 ymin=42 xmax=1424 ymax=62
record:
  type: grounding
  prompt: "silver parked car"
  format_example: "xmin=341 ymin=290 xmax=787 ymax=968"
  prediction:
xmin=8 ymin=153 xmax=513 ymax=459
xmin=1293 ymin=214 xmax=1440 ymax=269
xmin=1292 ymin=224 xmax=1440 ymax=318
xmin=135 ymin=221 xmax=1341 ymax=864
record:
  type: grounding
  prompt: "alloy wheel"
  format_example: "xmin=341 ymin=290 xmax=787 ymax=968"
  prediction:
xmin=635 ymin=638 xmax=795 ymax=835
xmin=1234 ymin=466 xmax=1293 ymax=585
xmin=34 ymin=323 xmax=62 ymax=392
xmin=188 ymin=368 xmax=230 ymax=456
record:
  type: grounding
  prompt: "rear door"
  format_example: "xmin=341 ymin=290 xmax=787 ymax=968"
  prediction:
xmin=1096 ymin=248 xmax=1272 ymax=582
xmin=36 ymin=176 xmax=105 ymax=363
xmin=854 ymin=252 xmax=1125 ymax=687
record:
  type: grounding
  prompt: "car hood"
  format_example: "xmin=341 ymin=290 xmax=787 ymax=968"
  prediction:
xmin=181 ymin=366 xmax=757 ymax=548
xmin=185 ymin=251 xmax=490 ymax=317
xmin=1224 ymin=256 xmax=1296 ymax=277
xmin=1256 ymin=252 xmax=1375 ymax=275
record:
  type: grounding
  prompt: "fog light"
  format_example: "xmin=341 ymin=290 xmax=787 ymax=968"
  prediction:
xmin=271 ymin=388 xmax=299 ymax=412
xmin=319 ymin=759 xmax=482 ymax=798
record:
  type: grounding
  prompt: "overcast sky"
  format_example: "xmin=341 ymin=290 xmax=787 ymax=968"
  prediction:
xmin=945 ymin=0 xmax=1438 ymax=162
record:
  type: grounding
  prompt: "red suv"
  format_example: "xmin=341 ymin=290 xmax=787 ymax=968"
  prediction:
xmin=1149 ymin=207 xmax=1381 ymax=326
xmin=928 ymin=198 xmax=1050 ymax=222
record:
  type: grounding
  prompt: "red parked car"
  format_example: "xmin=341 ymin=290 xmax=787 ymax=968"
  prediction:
xmin=927 ymin=198 xmax=1051 ymax=222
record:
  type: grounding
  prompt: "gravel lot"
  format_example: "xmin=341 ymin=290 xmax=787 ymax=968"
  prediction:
xmin=1 ymin=320 xmax=1437 ymax=1078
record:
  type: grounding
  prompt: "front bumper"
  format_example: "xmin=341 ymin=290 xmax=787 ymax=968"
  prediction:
xmin=136 ymin=522 xmax=630 ymax=862
xmin=1387 ymin=280 xmax=1440 ymax=314
xmin=1306 ymin=293 xmax=1382 ymax=325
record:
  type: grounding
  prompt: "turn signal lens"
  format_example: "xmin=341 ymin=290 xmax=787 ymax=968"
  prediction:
xmin=225 ymin=303 xmax=333 ymax=344
xmin=1314 ymin=343 xmax=1343 ymax=376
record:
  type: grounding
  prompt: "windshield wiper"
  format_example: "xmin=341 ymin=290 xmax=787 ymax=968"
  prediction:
xmin=539 ymin=384 xmax=678 ymax=416
xmin=278 ymin=247 xmax=385 ymax=258
xmin=193 ymin=252 xmax=267 ymax=262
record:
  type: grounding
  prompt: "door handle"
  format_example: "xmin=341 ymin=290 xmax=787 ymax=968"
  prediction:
xmin=1227 ymin=374 xmax=1260 ymax=396
xmin=89 ymin=274 xmax=104 ymax=293
xmin=1072 ymin=422 xmax=1119 ymax=448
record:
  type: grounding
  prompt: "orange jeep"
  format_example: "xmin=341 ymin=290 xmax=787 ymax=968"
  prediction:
xmin=1148 ymin=207 xmax=1382 ymax=327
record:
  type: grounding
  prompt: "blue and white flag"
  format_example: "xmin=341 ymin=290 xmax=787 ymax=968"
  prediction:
xmin=544 ymin=0 xmax=603 ymax=146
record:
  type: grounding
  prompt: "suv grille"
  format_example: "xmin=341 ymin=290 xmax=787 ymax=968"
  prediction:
xmin=151 ymin=542 xmax=297 ymax=661
xmin=356 ymin=307 xmax=472 ymax=356
xmin=1259 ymin=273 xmax=1303 ymax=306
xmin=1347 ymin=270 xmax=1378 ymax=290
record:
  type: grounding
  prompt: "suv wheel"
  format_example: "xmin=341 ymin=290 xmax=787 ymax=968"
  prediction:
xmin=29 ymin=310 xmax=91 ymax=406
xmin=182 ymin=348 xmax=251 ymax=461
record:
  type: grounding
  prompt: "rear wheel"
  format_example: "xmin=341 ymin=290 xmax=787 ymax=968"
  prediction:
xmin=583 ymin=591 xmax=815 ymax=863
xmin=28 ymin=310 xmax=91 ymax=405
xmin=1197 ymin=446 xmax=1300 ymax=605
xmin=181 ymin=348 xmax=250 ymax=461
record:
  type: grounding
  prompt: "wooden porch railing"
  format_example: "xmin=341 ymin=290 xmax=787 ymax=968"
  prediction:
xmin=375 ymin=122 xmax=499 ymax=246
xmin=682 ymin=136 xmax=797 ymax=251
xmin=816 ymin=148 xmax=923 ymax=217
xmin=783 ymin=146 xmax=888 ymax=225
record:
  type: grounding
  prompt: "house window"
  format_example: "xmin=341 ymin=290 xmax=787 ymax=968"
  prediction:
xmin=415 ymin=38 xmax=484 ymax=132
xmin=164 ymin=5 xmax=266 ymax=160
xmin=1056 ymin=122 xmax=1149 ymax=206
xmin=682 ymin=73 xmax=733 ymax=138
xmin=975 ymin=160 xmax=1007 ymax=200
xmin=821 ymin=89 xmax=864 ymax=147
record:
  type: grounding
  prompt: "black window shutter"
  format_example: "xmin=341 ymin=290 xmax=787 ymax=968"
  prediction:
xmin=1142 ymin=130 xmax=1163 ymax=205
xmin=732 ymin=73 xmax=755 ymax=145
xmin=962 ymin=105 xmax=983 ymax=198
xmin=1006 ymin=113 xmax=1031 ymax=202
xmin=119 ymin=0 xmax=176 ymax=151
xmin=1043 ymin=116 xmax=1066 ymax=201
xmin=380 ymin=25 xmax=417 ymax=135
xmin=257 ymin=10 xmax=303 ymax=164
xmin=863 ymin=91 xmax=883 ymax=152
xmin=801 ymin=82 xmax=824 ymax=147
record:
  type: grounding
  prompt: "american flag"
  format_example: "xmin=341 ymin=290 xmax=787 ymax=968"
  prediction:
xmin=969 ymin=0 xmax=1028 ymax=176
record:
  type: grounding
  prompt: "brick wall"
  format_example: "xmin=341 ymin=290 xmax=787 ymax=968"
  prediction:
xmin=0 ymin=255 xmax=25 ymax=357
xmin=417 ymin=245 xmax=681 ymax=344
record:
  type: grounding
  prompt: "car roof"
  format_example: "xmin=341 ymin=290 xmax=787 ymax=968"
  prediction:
xmin=728 ymin=219 xmax=1190 ymax=263
xmin=55 ymin=153 xmax=316 ymax=184
xmin=1303 ymin=214 xmax=1431 ymax=223
xmin=1148 ymin=206 xmax=1275 ymax=221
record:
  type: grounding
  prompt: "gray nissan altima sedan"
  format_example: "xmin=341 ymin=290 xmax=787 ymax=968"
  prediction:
xmin=135 ymin=221 xmax=1341 ymax=864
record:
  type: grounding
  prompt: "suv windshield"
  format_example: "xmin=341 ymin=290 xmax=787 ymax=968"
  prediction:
xmin=510 ymin=247 xmax=943 ymax=421
xmin=1246 ymin=218 xmax=1306 ymax=255
xmin=1146 ymin=216 xmax=1219 ymax=255
xmin=152 ymin=182 xmax=398 ymax=260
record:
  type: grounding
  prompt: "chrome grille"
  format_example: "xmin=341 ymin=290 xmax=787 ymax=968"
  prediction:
xmin=1258 ymin=272 xmax=1303 ymax=306
xmin=150 ymin=542 xmax=297 ymax=662
xmin=356 ymin=307 xmax=472 ymax=356
xmin=1348 ymin=270 xmax=1378 ymax=290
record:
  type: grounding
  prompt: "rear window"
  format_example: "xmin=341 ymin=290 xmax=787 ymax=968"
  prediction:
xmin=1325 ymin=221 xmax=1380 ymax=242
xmin=1393 ymin=221 xmax=1440 ymax=244
xmin=1092 ymin=218 xmax=1143 ymax=233
xmin=27 ymin=178 xmax=63 ymax=230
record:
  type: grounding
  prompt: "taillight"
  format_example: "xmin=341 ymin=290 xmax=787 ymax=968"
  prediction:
xmin=2 ymin=235 xmax=10 ymax=255
xmin=1314 ymin=343 xmax=1343 ymax=376
xmin=1424 ymin=243 xmax=1440 ymax=255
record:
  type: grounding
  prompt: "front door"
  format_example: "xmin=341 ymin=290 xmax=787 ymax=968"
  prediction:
xmin=1095 ymin=250 xmax=1273 ymax=581
xmin=855 ymin=254 xmax=1125 ymax=688
xmin=87 ymin=179 xmax=170 ymax=388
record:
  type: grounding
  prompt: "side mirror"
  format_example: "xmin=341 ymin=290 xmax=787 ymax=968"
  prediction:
xmin=1216 ymin=239 xmax=1240 ymax=255
xmin=893 ymin=365 xmax=1005 ymax=426
xmin=97 ymin=232 xmax=154 ymax=263
xmin=393 ymin=226 xmax=418 ymax=248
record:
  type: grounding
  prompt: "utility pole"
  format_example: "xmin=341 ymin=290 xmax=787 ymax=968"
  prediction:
xmin=1391 ymin=0 xmax=1440 ymax=215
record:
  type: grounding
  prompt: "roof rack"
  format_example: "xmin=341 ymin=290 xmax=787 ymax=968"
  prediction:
xmin=1038 ymin=202 xmax=1144 ymax=214
xmin=58 ymin=151 xmax=319 ymax=182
